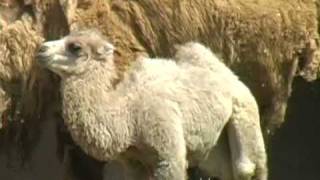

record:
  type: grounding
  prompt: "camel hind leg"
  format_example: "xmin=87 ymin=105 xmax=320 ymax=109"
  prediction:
xmin=227 ymin=97 xmax=267 ymax=180
xmin=198 ymin=130 xmax=234 ymax=180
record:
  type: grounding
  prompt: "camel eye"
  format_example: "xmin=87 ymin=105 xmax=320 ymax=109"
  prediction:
xmin=67 ymin=42 xmax=82 ymax=55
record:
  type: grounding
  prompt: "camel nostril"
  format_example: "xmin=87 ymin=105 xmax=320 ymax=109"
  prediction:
xmin=38 ymin=45 xmax=49 ymax=53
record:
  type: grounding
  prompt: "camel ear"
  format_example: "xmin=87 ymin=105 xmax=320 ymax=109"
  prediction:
xmin=97 ymin=41 xmax=114 ymax=59
xmin=103 ymin=42 xmax=114 ymax=54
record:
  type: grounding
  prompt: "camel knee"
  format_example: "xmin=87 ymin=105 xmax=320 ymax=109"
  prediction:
xmin=233 ymin=158 xmax=255 ymax=180
xmin=151 ymin=142 xmax=187 ymax=179
xmin=254 ymin=161 xmax=268 ymax=180
xmin=153 ymin=158 xmax=187 ymax=180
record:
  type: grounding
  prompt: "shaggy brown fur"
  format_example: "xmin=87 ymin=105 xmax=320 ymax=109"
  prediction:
xmin=0 ymin=0 xmax=319 ymax=179
xmin=0 ymin=15 xmax=43 ymax=120
xmin=0 ymin=0 xmax=318 ymax=146
xmin=0 ymin=0 xmax=23 ymax=28
xmin=65 ymin=0 xmax=320 ymax=136
xmin=0 ymin=0 xmax=70 ymax=128
xmin=0 ymin=0 xmax=69 ymax=140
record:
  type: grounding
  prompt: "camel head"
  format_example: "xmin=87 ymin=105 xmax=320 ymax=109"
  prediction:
xmin=36 ymin=29 xmax=115 ymax=78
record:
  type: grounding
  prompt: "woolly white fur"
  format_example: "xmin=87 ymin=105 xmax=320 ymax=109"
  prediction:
xmin=37 ymin=30 xmax=267 ymax=180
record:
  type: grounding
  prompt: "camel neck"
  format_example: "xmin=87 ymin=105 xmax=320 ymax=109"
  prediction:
xmin=59 ymin=64 xmax=133 ymax=160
